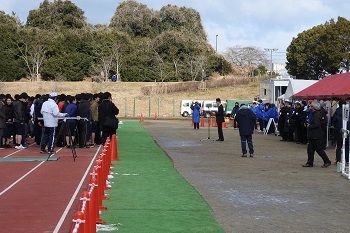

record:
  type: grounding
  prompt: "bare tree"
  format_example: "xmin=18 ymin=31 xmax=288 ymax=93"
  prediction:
xmin=93 ymin=35 xmax=123 ymax=82
xmin=16 ymin=41 xmax=46 ymax=82
xmin=224 ymin=45 xmax=268 ymax=76
xmin=152 ymin=47 xmax=169 ymax=82
xmin=187 ymin=54 xmax=207 ymax=81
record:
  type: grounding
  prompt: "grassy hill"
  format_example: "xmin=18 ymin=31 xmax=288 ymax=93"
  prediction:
xmin=1 ymin=79 xmax=260 ymax=118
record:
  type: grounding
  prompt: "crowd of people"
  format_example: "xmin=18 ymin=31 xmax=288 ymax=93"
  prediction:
xmin=0 ymin=91 xmax=119 ymax=154
xmin=229 ymin=98 xmax=349 ymax=167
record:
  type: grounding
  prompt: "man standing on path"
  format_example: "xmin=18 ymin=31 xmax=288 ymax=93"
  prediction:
xmin=215 ymin=98 xmax=224 ymax=141
xmin=235 ymin=103 xmax=256 ymax=157
xmin=40 ymin=92 xmax=68 ymax=154
xmin=302 ymin=100 xmax=332 ymax=168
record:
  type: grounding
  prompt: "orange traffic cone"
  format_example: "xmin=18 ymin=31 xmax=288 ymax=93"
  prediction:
xmin=154 ymin=113 xmax=158 ymax=120
xmin=209 ymin=117 xmax=213 ymax=127
xmin=200 ymin=117 xmax=205 ymax=127
xmin=111 ymin=134 xmax=119 ymax=161
xmin=140 ymin=113 xmax=144 ymax=122
xmin=71 ymin=211 xmax=85 ymax=233
xmin=222 ymin=121 xmax=228 ymax=128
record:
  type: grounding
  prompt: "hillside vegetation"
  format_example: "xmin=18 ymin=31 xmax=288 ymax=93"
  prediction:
xmin=1 ymin=78 xmax=260 ymax=117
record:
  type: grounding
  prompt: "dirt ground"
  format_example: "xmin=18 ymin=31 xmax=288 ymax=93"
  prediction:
xmin=141 ymin=119 xmax=350 ymax=233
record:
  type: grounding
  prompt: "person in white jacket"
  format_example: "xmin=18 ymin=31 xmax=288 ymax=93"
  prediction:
xmin=40 ymin=92 xmax=67 ymax=154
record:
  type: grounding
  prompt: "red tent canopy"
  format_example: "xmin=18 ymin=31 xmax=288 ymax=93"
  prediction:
xmin=292 ymin=72 xmax=350 ymax=100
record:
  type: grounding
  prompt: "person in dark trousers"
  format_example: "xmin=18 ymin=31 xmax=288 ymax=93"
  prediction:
xmin=300 ymin=101 xmax=309 ymax=144
xmin=40 ymin=92 xmax=68 ymax=154
xmin=302 ymin=100 xmax=332 ymax=168
xmin=235 ymin=103 xmax=256 ymax=157
xmin=0 ymin=94 xmax=6 ymax=148
xmin=215 ymin=98 xmax=224 ymax=141
xmin=190 ymin=101 xmax=201 ymax=129
xmin=98 ymin=92 xmax=119 ymax=145
xmin=332 ymin=99 xmax=349 ymax=165
xmin=294 ymin=101 xmax=303 ymax=143
xmin=3 ymin=96 xmax=15 ymax=148
xmin=76 ymin=93 xmax=91 ymax=148
xmin=319 ymin=101 xmax=328 ymax=149
xmin=278 ymin=103 xmax=287 ymax=140
xmin=284 ymin=100 xmax=296 ymax=141
xmin=231 ymin=102 xmax=239 ymax=129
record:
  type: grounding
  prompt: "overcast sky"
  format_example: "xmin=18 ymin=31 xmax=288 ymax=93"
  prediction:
xmin=1 ymin=0 xmax=350 ymax=64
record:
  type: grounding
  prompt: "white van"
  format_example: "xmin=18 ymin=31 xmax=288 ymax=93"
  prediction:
xmin=180 ymin=100 xmax=204 ymax=117
xmin=202 ymin=100 xmax=227 ymax=118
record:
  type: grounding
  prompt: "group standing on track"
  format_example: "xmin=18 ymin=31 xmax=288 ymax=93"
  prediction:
xmin=0 ymin=91 xmax=119 ymax=154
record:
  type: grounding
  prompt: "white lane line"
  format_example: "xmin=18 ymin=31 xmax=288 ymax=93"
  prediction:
xmin=53 ymin=145 xmax=101 ymax=233
xmin=2 ymin=143 xmax=41 ymax=158
xmin=0 ymin=161 xmax=45 ymax=196
xmin=0 ymin=147 xmax=64 ymax=196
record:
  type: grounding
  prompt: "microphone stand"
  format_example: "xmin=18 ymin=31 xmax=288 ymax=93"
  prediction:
xmin=201 ymin=108 xmax=215 ymax=141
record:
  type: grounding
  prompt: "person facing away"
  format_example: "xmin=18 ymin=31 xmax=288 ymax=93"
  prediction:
xmin=190 ymin=101 xmax=201 ymax=129
xmin=235 ymin=103 xmax=256 ymax=157
xmin=98 ymin=92 xmax=119 ymax=145
xmin=302 ymin=100 xmax=332 ymax=168
xmin=215 ymin=98 xmax=224 ymax=141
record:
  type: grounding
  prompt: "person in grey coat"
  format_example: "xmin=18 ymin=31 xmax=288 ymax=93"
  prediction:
xmin=235 ymin=103 xmax=257 ymax=157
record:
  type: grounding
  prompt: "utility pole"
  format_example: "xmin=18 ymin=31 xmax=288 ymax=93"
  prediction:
xmin=264 ymin=48 xmax=278 ymax=74
xmin=215 ymin=35 xmax=218 ymax=52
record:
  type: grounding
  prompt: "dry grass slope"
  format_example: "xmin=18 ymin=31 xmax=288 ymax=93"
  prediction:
xmin=1 ymin=78 xmax=261 ymax=117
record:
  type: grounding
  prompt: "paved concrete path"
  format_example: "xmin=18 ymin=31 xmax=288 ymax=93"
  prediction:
xmin=144 ymin=119 xmax=350 ymax=233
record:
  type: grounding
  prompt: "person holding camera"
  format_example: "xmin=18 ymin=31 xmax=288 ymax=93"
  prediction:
xmin=190 ymin=101 xmax=201 ymax=129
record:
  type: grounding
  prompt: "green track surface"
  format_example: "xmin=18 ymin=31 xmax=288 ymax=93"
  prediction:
xmin=0 ymin=157 xmax=59 ymax=162
xmin=100 ymin=121 xmax=225 ymax=233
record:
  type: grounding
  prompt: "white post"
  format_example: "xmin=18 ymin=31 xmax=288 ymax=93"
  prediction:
xmin=341 ymin=104 xmax=350 ymax=179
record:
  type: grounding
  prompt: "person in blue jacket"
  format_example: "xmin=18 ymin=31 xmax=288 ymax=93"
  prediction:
xmin=64 ymin=95 xmax=77 ymax=148
xmin=262 ymin=103 xmax=277 ymax=134
xmin=190 ymin=101 xmax=201 ymax=129
xmin=255 ymin=99 xmax=264 ymax=131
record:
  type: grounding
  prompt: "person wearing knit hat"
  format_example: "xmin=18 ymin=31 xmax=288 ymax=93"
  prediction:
xmin=302 ymin=100 xmax=332 ymax=168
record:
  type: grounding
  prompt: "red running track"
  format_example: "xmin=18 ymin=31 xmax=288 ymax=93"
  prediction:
xmin=0 ymin=141 xmax=101 ymax=233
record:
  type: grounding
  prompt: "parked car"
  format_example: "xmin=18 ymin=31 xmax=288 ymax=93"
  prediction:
xmin=202 ymin=100 xmax=227 ymax=118
xmin=180 ymin=100 xmax=204 ymax=117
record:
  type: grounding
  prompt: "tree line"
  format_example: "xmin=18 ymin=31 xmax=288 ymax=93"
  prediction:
xmin=1 ymin=0 xmax=349 ymax=82
xmin=0 ymin=0 xmax=231 ymax=82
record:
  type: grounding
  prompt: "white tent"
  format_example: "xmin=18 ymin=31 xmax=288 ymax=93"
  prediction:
xmin=284 ymin=79 xmax=318 ymax=100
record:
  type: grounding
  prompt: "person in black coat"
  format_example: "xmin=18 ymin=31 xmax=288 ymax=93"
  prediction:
xmin=278 ymin=103 xmax=287 ymax=140
xmin=299 ymin=101 xmax=309 ymax=144
xmin=76 ymin=93 xmax=91 ymax=148
xmin=302 ymin=100 xmax=332 ymax=168
xmin=98 ymin=92 xmax=119 ymax=145
xmin=215 ymin=98 xmax=224 ymax=141
xmin=231 ymin=102 xmax=239 ymax=129
xmin=235 ymin=104 xmax=256 ymax=157
xmin=332 ymin=99 xmax=349 ymax=164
